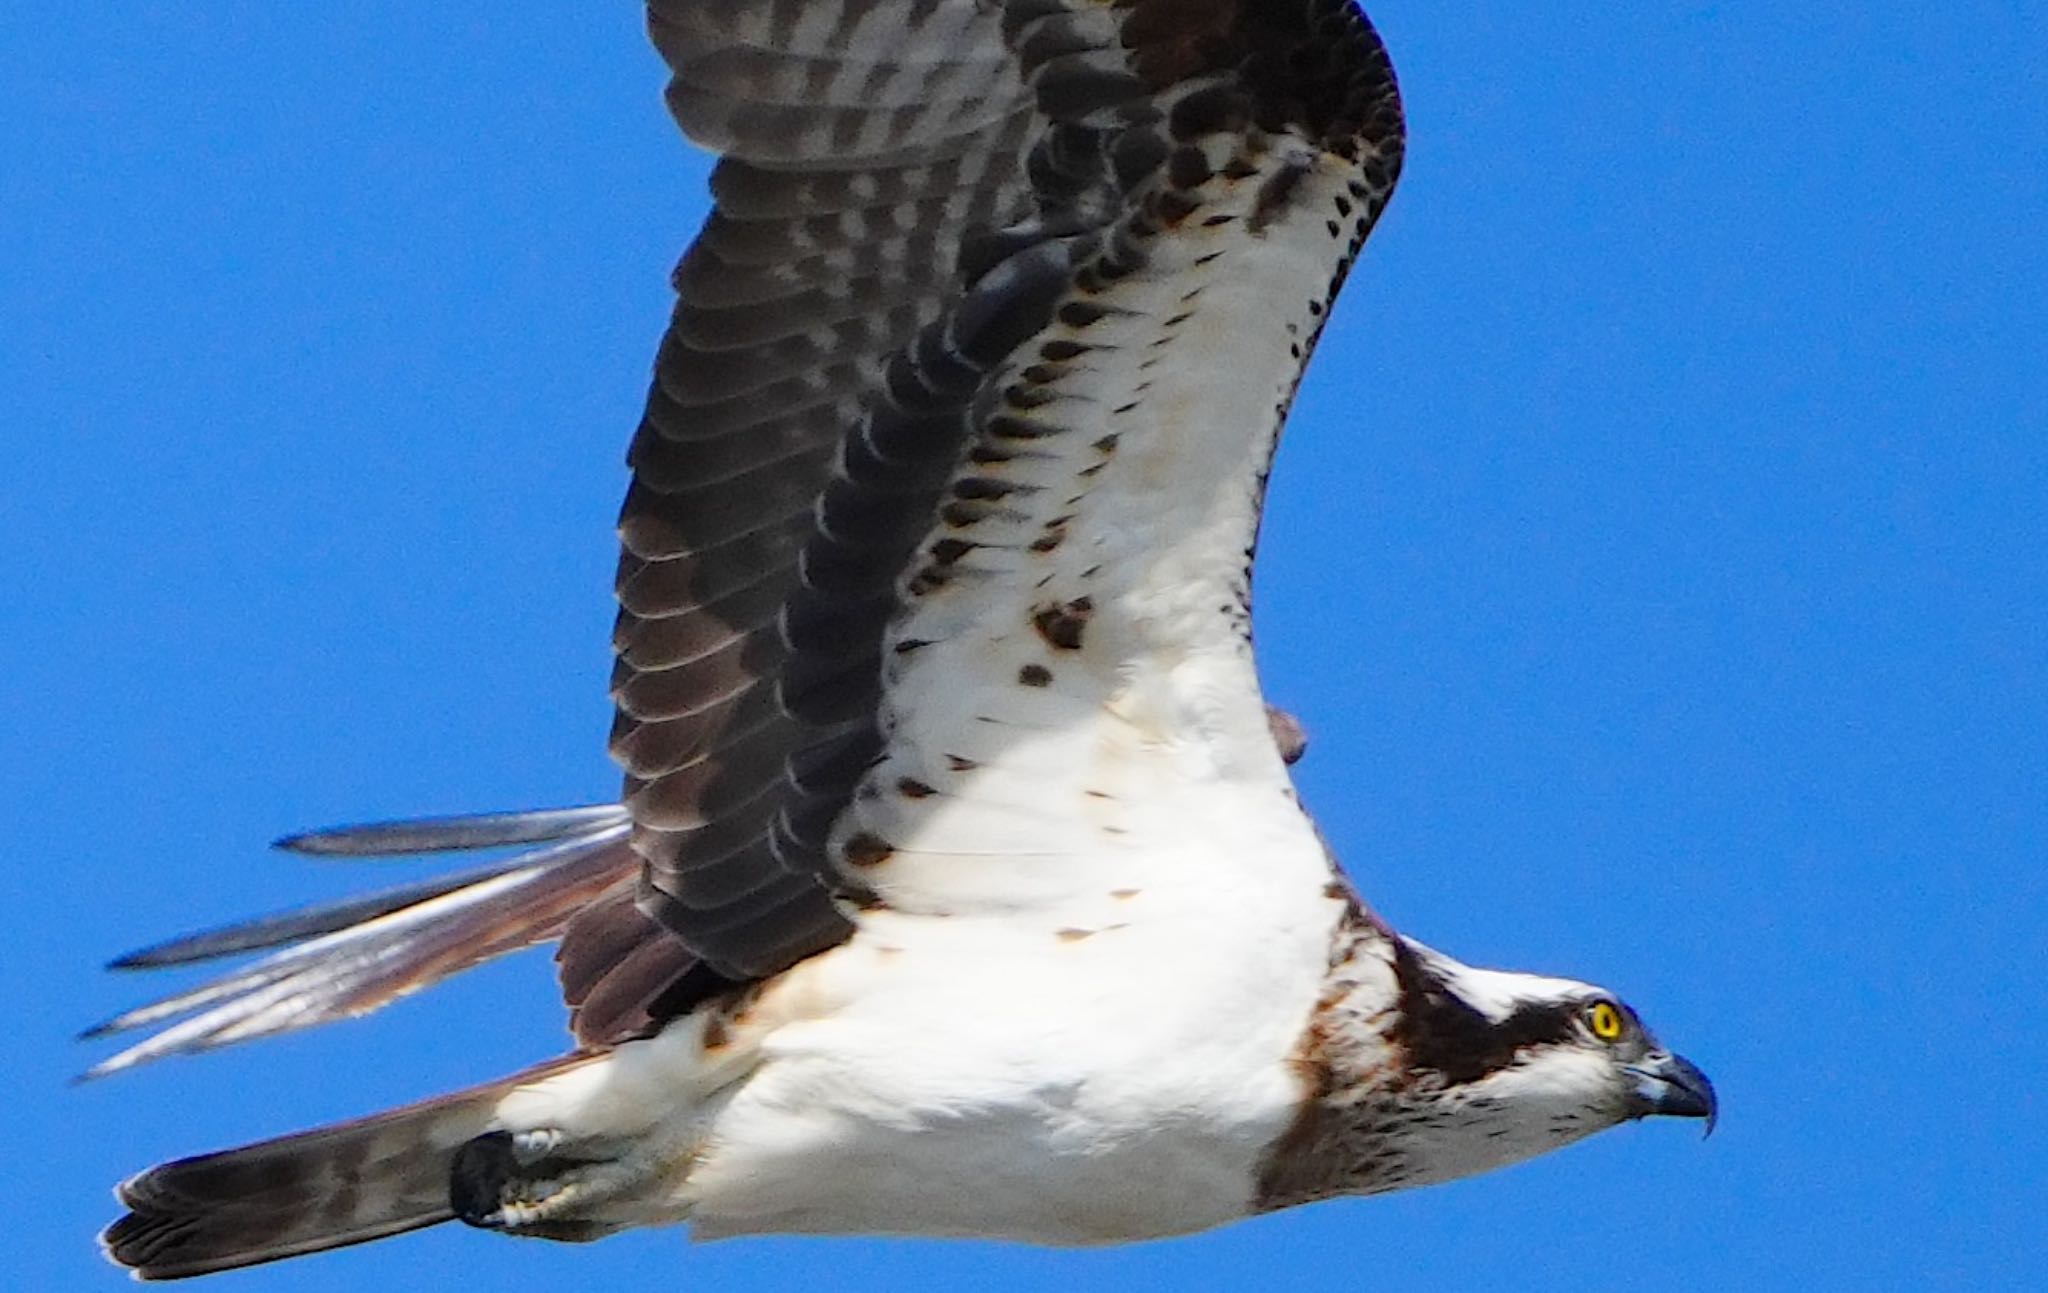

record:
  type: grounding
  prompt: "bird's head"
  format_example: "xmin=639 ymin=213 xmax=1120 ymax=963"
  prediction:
xmin=1369 ymin=937 xmax=1716 ymax=1188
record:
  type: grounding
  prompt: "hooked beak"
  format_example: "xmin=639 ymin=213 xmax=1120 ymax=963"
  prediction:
xmin=1626 ymin=1052 xmax=1718 ymax=1137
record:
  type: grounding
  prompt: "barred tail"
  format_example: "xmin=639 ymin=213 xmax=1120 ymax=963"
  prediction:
xmin=83 ymin=805 xmax=637 ymax=1078
xmin=102 ymin=1056 xmax=586 ymax=1279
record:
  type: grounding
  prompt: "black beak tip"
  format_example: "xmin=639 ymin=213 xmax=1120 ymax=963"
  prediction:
xmin=1631 ymin=1052 xmax=1718 ymax=1138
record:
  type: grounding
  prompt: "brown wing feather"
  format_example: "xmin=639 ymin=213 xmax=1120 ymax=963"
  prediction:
xmin=573 ymin=0 xmax=1402 ymax=1028
xmin=588 ymin=0 xmax=1044 ymax=1011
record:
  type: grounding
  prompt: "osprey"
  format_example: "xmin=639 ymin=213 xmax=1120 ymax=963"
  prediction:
xmin=95 ymin=0 xmax=1715 ymax=1279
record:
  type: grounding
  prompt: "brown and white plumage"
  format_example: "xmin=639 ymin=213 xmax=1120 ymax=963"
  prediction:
xmin=93 ymin=2 xmax=1713 ymax=1280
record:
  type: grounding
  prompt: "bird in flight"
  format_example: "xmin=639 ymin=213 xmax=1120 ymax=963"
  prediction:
xmin=93 ymin=0 xmax=1715 ymax=1279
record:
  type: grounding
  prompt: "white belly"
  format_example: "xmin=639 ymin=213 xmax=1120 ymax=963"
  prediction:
xmin=685 ymin=882 xmax=1339 ymax=1243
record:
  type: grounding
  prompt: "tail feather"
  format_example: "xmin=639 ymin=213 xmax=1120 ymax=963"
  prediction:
xmin=84 ymin=806 xmax=638 ymax=1079
xmin=103 ymin=1057 xmax=586 ymax=1280
xmin=275 ymin=805 xmax=632 ymax=858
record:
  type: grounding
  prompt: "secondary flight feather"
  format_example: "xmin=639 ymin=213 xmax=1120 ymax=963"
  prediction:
xmin=92 ymin=2 xmax=1714 ymax=1280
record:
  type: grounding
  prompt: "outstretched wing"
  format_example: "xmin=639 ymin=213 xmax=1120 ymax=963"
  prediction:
xmin=598 ymin=0 xmax=1046 ymax=994
xmin=88 ymin=0 xmax=1404 ymax=1071
xmin=575 ymin=0 xmax=1404 ymax=1036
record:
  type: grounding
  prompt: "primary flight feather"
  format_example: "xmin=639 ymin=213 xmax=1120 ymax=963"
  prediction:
xmin=94 ymin=1 xmax=1714 ymax=1279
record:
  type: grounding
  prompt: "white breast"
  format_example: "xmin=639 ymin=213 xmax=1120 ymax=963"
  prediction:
xmin=683 ymin=815 xmax=1346 ymax=1242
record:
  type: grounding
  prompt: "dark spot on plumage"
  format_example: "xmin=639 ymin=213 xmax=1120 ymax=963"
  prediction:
xmin=1092 ymin=434 xmax=1119 ymax=454
xmin=939 ymin=501 xmax=989 ymax=528
xmin=944 ymin=753 xmax=979 ymax=772
xmin=842 ymin=832 xmax=894 ymax=869
xmin=1056 ymin=928 xmax=1094 ymax=943
xmin=1167 ymin=145 xmax=1214 ymax=189
xmin=1002 ymin=383 xmax=1054 ymax=411
xmin=1029 ymin=531 xmax=1065 ymax=553
xmin=893 ymin=637 xmax=931 ymax=656
xmin=1018 ymin=664 xmax=1053 ymax=687
xmin=954 ymin=477 xmax=1020 ymax=501
xmin=1110 ymin=127 xmax=1169 ymax=189
xmin=1040 ymin=339 xmax=1090 ymax=361
xmin=1167 ymin=82 xmax=1248 ymax=140
xmin=930 ymin=539 xmax=975 ymax=565
xmin=989 ymin=414 xmax=1056 ymax=441
xmin=1031 ymin=59 xmax=1147 ymax=132
xmin=906 ymin=567 xmax=949 ymax=596
xmin=1020 ymin=362 xmax=1066 ymax=385
xmin=966 ymin=444 xmax=1017 ymax=466
xmin=1057 ymin=301 xmax=1108 ymax=328
xmin=1076 ymin=462 xmax=1107 ymax=478
xmin=896 ymin=777 xmax=936 ymax=800
xmin=1151 ymin=187 xmax=1201 ymax=226
xmin=1087 ymin=250 xmax=1142 ymax=287
xmin=1249 ymin=156 xmax=1313 ymax=233
xmin=1032 ymin=596 xmax=1094 ymax=650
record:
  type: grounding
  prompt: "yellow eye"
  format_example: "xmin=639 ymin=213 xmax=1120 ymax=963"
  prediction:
xmin=1587 ymin=1000 xmax=1625 ymax=1042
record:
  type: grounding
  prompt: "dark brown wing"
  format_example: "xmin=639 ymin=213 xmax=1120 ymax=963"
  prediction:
xmin=592 ymin=0 xmax=1042 ymax=1015
xmin=570 ymin=0 xmax=1403 ymax=1039
xmin=86 ymin=1 xmax=1402 ymax=1068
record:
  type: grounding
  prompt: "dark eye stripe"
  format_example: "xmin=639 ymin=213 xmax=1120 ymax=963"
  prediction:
xmin=1499 ymin=1001 xmax=1582 ymax=1049
xmin=1387 ymin=944 xmax=1588 ymax=1085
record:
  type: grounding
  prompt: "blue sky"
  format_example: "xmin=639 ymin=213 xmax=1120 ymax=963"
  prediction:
xmin=7 ymin=3 xmax=2044 ymax=1289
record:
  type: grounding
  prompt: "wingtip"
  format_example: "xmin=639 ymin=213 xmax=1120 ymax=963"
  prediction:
xmin=73 ymin=1055 xmax=126 ymax=1084
xmin=76 ymin=1039 xmax=156 ymax=1082
xmin=107 ymin=947 xmax=181 ymax=972
xmin=272 ymin=805 xmax=629 ymax=857
xmin=78 ymin=1015 xmax=119 ymax=1042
